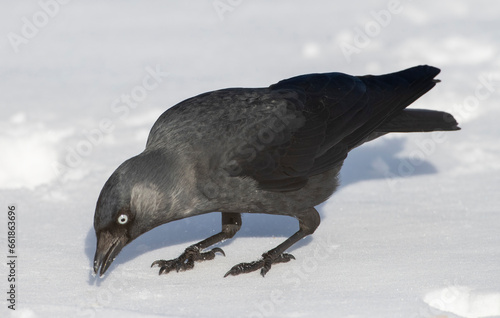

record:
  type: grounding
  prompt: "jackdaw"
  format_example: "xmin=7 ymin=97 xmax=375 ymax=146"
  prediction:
xmin=93 ymin=65 xmax=459 ymax=278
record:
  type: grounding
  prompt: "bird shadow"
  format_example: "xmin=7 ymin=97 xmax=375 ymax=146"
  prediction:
xmin=86 ymin=136 xmax=438 ymax=283
xmin=339 ymin=136 xmax=437 ymax=187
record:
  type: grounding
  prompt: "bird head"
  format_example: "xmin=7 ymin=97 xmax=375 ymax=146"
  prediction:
xmin=92 ymin=150 xmax=195 ymax=277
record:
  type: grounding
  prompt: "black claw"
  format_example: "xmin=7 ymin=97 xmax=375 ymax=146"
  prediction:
xmin=151 ymin=260 xmax=164 ymax=268
xmin=211 ymin=247 xmax=226 ymax=257
xmin=261 ymin=257 xmax=273 ymax=277
xmin=159 ymin=266 xmax=172 ymax=275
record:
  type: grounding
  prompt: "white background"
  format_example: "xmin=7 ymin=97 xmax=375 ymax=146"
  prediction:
xmin=1 ymin=1 xmax=499 ymax=317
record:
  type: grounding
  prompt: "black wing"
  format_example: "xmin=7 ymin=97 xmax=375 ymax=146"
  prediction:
xmin=229 ymin=65 xmax=441 ymax=192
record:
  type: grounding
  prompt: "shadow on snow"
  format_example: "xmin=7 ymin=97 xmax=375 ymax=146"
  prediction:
xmin=86 ymin=136 xmax=439 ymax=282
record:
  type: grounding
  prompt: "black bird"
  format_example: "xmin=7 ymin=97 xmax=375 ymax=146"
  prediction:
xmin=93 ymin=65 xmax=459 ymax=278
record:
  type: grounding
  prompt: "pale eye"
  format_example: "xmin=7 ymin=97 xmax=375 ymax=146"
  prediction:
xmin=117 ymin=214 xmax=128 ymax=225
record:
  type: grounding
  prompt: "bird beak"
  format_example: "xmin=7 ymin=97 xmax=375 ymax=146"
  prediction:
xmin=93 ymin=230 xmax=128 ymax=277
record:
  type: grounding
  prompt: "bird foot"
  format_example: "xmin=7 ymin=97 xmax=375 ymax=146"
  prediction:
xmin=224 ymin=252 xmax=295 ymax=277
xmin=151 ymin=245 xmax=225 ymax=275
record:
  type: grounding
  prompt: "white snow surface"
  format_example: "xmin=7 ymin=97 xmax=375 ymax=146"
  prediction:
xmin=1 ymin=1 xmax=500 ymax=317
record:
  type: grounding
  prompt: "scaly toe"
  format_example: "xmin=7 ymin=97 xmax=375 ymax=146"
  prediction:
xmin=226 ymin=253 xmax=296 ymax=277
xmin=224 ymin=260 xmax=264 ymax=277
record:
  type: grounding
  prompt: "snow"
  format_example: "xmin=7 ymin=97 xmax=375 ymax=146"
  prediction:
xmin=1 ymin=1 xmax=499 ymax=317
xmin=424 ymin=286 xmax=500 ymax=318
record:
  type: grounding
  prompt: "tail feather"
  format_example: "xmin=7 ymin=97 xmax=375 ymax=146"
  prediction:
xmin=376 ymin=109 xmax=460 ymax=133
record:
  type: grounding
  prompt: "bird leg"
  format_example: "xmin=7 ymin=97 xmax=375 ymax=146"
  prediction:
xmin=224 ymin=207 xmax=320 ymax=277
xmin=152 ymin=212 xmax=241 ymax=275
